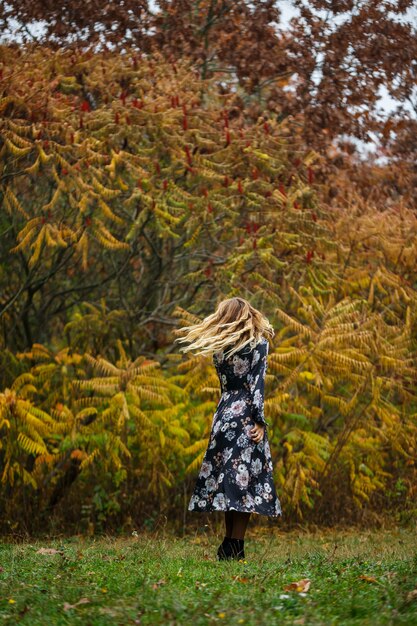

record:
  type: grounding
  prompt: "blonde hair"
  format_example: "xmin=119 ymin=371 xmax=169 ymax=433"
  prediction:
xmin=174 ymin=297 xmax=274 ymax=359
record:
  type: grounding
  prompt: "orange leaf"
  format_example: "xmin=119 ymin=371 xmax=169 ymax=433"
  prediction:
xmin=359 ymin=575 xmax=378 ymax=583
xmin=283 ymin=578 xmax=311 ymax=592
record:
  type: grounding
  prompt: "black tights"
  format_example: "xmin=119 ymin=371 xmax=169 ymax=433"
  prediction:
xmin=225 ymin=510 xmax=251 ymax=540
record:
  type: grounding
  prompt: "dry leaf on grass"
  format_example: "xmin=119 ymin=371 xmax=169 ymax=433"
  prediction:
xmin=63 ymin=598 xmax=90 ymax=611
xmin=283 ymin=578 xmax=311 ymax=593
xmin=232 ymin=576 xmax=250 ymax=583
xmin=406 ymin=589 xmax=417 ymax=602
xmin=151 ymin=579 xmax=166 ymax=589
xmin=36 ymin=548 xmax=61 ymax=555
xmin=359 ymin=575 xmax=378 ymax=583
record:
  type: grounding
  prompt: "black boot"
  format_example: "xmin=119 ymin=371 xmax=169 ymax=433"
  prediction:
xmin=226 ymin=538 xmax=245 ymax=560
xmin=217 ymin=536 xmax=231 ymax=560
xmin=217 ymin=538 xmax=245 ymax=561
xmin=235 ymin=539 xmax=245 ymax=560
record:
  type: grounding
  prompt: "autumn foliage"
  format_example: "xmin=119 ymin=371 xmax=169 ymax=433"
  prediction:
xmin=0 ymin=42 xmax=416 ymax=534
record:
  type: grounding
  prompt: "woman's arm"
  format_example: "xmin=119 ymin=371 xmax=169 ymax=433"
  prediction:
xmin=247 ymin=338 xmax=269 ymax=429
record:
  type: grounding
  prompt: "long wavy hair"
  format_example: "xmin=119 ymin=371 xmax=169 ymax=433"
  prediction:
xmin=174 ymin=297 xmax=274 ymax=359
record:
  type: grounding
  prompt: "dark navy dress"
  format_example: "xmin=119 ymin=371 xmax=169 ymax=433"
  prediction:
xmin=188 ymin=336 xmax=282 ymax=517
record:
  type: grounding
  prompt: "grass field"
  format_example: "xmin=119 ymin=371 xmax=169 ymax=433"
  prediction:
xmin=1 ymin=529 xmax=417 ymax=625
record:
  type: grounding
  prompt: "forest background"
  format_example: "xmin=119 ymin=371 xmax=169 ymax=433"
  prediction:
xmin=1 ymin=0 xmax=417 ymax=537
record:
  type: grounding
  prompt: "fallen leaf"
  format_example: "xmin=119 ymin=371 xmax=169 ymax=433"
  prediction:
xmin=406 ymin=588 xmax=417 ymax=602
xmin=151 ymin=579 xmax=166 ymax=590
xmin=283 ymin=578 xmax=311 ymax=593
xmin=63 ymin=598 xmax=90 ymax=611
xmin=359 ymin=575 xmax=378 ymax=583
xmin=232 ymin=575 xmax=249 ymax=583
xmin=36 ymin=548 xmax=60 ymax=555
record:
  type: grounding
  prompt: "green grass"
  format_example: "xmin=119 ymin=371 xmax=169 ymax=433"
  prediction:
xmin=1 ymin=529 xmax=417 ymax=625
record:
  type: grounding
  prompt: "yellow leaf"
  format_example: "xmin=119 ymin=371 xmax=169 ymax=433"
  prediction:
xmin=299 ymin=371 xmax=316 ymax=381
xmin=159 ymin=430 xmax=166 ymax=448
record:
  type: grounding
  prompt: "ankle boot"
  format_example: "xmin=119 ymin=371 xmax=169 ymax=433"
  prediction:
xmin=236 ymin=539 xmax=245 ymax=560
xmin=225 ymin=538 xmax=244 ymax=560
xmin=217 ymin=536 xmax=231 ymax=561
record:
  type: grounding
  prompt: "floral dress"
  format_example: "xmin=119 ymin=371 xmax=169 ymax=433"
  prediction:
xmin=188 ymin=336 xmax=282 ymax=517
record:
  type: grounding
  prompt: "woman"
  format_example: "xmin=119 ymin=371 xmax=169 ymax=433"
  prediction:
xmin=175 ymin=297 xmax=282 ymax=561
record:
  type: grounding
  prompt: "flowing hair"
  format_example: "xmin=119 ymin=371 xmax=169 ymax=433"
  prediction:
xmin=173 ymin=297 xmax=274 ymax=359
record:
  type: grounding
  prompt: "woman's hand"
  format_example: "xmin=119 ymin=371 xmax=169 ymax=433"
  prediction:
xmin=250 ymin=423 xmax=265 ymax=444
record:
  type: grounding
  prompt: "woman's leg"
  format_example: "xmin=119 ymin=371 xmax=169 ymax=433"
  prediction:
xmin=225 ymin=510 xmax=234 ymax=537
xmin=231 ymin=512 xmax=251 ymax=540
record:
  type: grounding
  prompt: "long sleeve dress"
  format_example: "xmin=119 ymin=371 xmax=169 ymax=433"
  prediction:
xmin=188 ymin=336 xmax=282 ymax=517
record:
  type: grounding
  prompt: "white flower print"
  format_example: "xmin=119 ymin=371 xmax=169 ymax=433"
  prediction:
xmin=255 ymin=495 xmax=263 ymax=504
xmin=200 ymin=461 xmax=212 ymax=478
xmin=232 ymin=356 xmax=250 ymax=377
xmin=253 ymin=388 xmax=263 ymax=408
xmin=205 ymin=477 xmax=217 ymax=492
xmin=198 ymin=499 xmax=207 ymax=507
xmin=251 ymin=458 xmax=262 ymax=475
xmin=225 ymin=429 xmax=236 ymax=441
xmin=236 ymin=468 xmax=249 ymax=489
xmin=251 ymin=349 xmax=261 ymax=368
xmin=243 ymin=493 xmax=255 ymax=508
xmin=230 ymin=400 xmax=246 ymax=416
xmin=230 ymin=421 xmax=237 ymax=428
xmin=213 ymin=493 xmax=227 ymax=509
xmin=222 ymin=448 xmax=233 ymax=464
xmin=241 ymin=446 xmax=252 ymax=463
xmin=264 ymin=483 xmax=272 ymax=493
xmin=237 ymin=433 xmax=249 ymax=447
